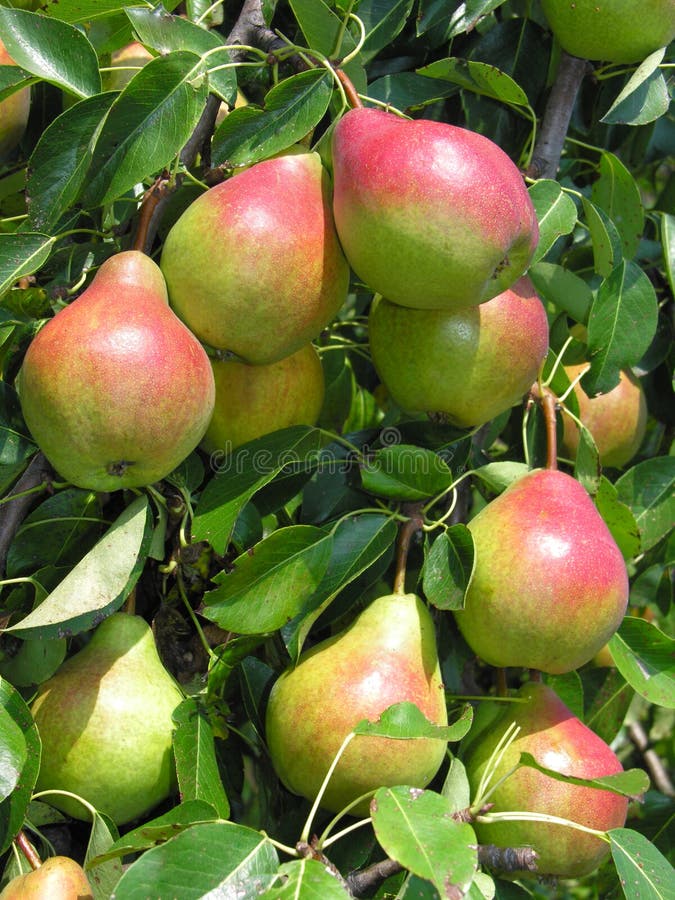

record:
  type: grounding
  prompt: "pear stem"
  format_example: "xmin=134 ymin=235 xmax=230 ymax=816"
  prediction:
xmin=133 ymin=172 xmax=174 ymax=254
xmin=392 ymin=503 xmax=424 ymax=594
xmin=335 ymin=67 xmax=363 ymax=109
xmin=529 ymin=382 xmax=559 ymax=470
xmin=15 ymin=830 xmax=42 ymax=871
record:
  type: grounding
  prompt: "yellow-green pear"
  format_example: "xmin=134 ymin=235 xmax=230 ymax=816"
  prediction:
xmin=31 ymin=613 xmax=184 ymax=825
xmin=18 ymin=251 xmax=215 ymax=491
xmin=0 ymin=37 xmax=30 ymax=159
xmin=265 ymin=592 xmax=448 ymax=815
xmin=201 ymin=343 xmax=325 ymax=455
xmin=0 ymin=857 xmax=93 ymax=899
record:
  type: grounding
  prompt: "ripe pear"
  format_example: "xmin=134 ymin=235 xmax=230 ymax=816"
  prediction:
xmin=265 ymin=592 xmax=448 ymax=816
xmin=0 ymin=38 xmax=31 ymax=159
xmin=160 ymin=153 xmax=350 ymax=364
xmin=541 ymin=0 xmax=675 ymax=64
xmin=464 ymin=682 xmax=629 ymax=878
xmin=103 ymin=41 xmax=154 ymax=91
xmin=562 ymin=364 xmax=647 ymax=468
xmin=31 ymin=613 xmax=184 ymax=825
xmin=18 ymin=251 xmax=215 ymax=491
xmin=331 ymin=107 xmax=538 ymax=310
xmin=368 ymin=276 xmax=549 ymax=427
xmin=454 ymin=468 xmax=629 ymax=673
xmin=201 ymin=343 xmax=325 ymax=455
xmin=0 ymin=856 xmax=93 ymax=899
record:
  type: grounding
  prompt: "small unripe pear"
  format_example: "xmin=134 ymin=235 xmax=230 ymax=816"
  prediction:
xmin=464 ymin=682 xmax=629 ymax=878
xmin=266 ymin=592 xmax=448 ymax=815
xmin=0 ymin=856 xmax=93 ymax=899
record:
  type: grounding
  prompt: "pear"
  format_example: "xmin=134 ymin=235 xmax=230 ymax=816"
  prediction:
xmin=104 ymin=41 xmax=154 ymax=91
xmin=331 ymin=107 xmax=539 ymax=310
xmin=541 ymin=0 xmax=675 ymax=64
xmin=31 ymin=613 xmax=184 ymax=825
xmin=18 ymin=251 xmax=215 ymax=491
xmin=160 ymin=153 xmax=350 ymax=364
xmin=0 ymin=37 xmax=31 ymax=159
xmin=0 ymin=856 xmax=93 ymax=899
xmin=562 ymin=364 xmax=647 ymax=468
xmin=453 ymin=468 xmax=629 ymax=673
xmin=201 ymin=342 xmax=325 ymax=456
xmin=464 ymin=682 xmax=629 ymax=878
xmin=368 ymin=276 xmax=549 ymax=427
xmin=265 ymin=592 xmax=448 ymax=815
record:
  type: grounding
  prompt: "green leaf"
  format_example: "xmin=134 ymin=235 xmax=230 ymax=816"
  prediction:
xmin=202 ymin=526 xmax=333 ymax=634
xmin=288 ymin=0 xmax=354 ymax=57
xmin=528 ymin=262 xmax=593 ymax=324
xmin=0 ymin=233 xmax=55 ymax=297
xmin=6 ymin=488 xmax=105 ymax=577
xmin=0 ymin=704 xmax=26 ymax=802
xmin=83 ymin=51 xmax=208 ymax=207
xmin=0 ymin=7 xmax=101 ymax=98
xmin=661 ymin=213 xmax=675 ymax=298
xmin=368 ymin=71 xmax=458 ymax=111
xmin=360 ymin=445 xmax=454 ymax=501
xmin=358 ymin=0 xmax=415 ymax=64
xmin=41 ymin=0 xmax=156 ymax=23
xmin=422 ymin=526 xmax=474 ymax=612
xmin=447 ymin=0 xmax=507 ymax=38
xmin=108 ymin=821 xmax=279 ymax=899
xmin=615 ymin=457 xmax=675 ymax=553
xmin=610 ymin=827 xmax=674 ymax=899
xmin=261 ymin=858 xmax=351 ymax=898
xmin=517 ymin=752 xmax=649 ymax=799
xmin=601 ymin=49 xmax=670 ymax=126
xmin=354 ymin=701 xmax=473 ymax=744
xmin=172 ymin=699 xmax=230 ymax=820
xmin=585 ymin=668 xmax=634 ymax=746
xmin=608 ymin=617 xmax=675 ymax=709
xmin=591 ymin=152 xmax=644 ymax=259
xmin=88 ymin=800 xmax=219 ymax=865
xmin=581 ymin=197 xmax=624 ymax=278
xmin=0 ymin=382 xmax=35 ymax=466
xmin=27 ymin=92 xmax=117 ymax=232
xmin=0 ymin=678 xmax=40 ymax=855
xmin=193 ymin=427 xmax=324 ymax=555
xmin=371 ymin=785 xmax=478 ymax=896
xmin=0 ymin=634 xmax=66 ymax=687
xmin=84 ymin=812 xmax=122 ymax=900
xmin=6 ymin=496 xmax=152 ymax=639
xmin=585 ymin=260 xmax=659 ymax=395
xmin=126 ymin=7 xmax=236 ymax=103
xmin=212 ymin=70 xmax=333 ymax=168
xmin=418 ymin=57 xmax=529 ymax=107
xmin=529 ymin=180 xmax=577 ymax=264
xmin=473 ymin=461 xmax=530 ymax=494
xmin=594 ymin=476 xmax=641 ymax=560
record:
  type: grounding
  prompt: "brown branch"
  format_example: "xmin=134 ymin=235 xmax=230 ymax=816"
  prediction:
xmin=226 ymin=0 xmax=288 ymax=60
xmin=347 ymin=858 xmax=401 ymax=897
xmin=0 ymin=452 xmax=54 ymax=577
xmin=526 ymin=52 xmax=590 ymax=180
xmin=335 ymin=68 xmax=363 ymax=109
xmin=16 ymin=830 xmax=42 ymax=870
xmin=392 ymin=503 xmax=424 ymax=594
xmin=477 ymin=844 xmax=538 ymax=873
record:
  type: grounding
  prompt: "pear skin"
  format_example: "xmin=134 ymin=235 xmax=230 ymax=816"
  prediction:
xmin=18 ymin=251 xmax=215 ymax=491
xmin=331 ymin=107 xmax=538 ymax=310
xmin=0 ymin=856 xmax=93 ymax=899
xmin=160 ymin=153 xmax=350 ymax=364
xmin=562 ymin=365 xmax=647 ymax=468
xmin=454 ymin=469 xmax=629 ymax=673
xmin=464 ymin=682 xmax=629 ymax=878
xmin=31 ymin=613 xmax=184 ymax=825
xmin=368 ymin=276 xmax=549 ymax=427
xmin=0 ymin=38 xmax=30 ymax=159
xmin=201 ymin=343 xmax=325 ymax=455
xmin=265 ymin=592 xmax=448 ymax=815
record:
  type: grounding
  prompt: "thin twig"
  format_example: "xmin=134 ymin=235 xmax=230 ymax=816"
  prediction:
xmin=392 ymin=503 xmax=424 ymax=594
xmin=16 ymin=830 xmax=42 ymax=870
xmin=0 ymin=452 xmax=54 ymax=577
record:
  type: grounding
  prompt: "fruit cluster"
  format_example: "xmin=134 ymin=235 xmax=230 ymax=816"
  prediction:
xmin=15 ymin=101 xmax=638 ymax=882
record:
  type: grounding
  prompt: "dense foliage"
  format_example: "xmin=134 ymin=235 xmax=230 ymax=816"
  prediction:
xmin=0 ymin=1 xmax=673 ymax=898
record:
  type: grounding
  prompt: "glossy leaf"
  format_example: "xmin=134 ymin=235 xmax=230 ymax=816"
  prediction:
xmin=601 ymin=50 xmax=670 ymax=126
xmin=422 ymin=526 xmax=474 ymax=612
xmin=371 ymin=786 xmax=478 ymax=896
xmin=354 ymin=700 xmax=473 ymax=744
xmin=41 ymin=0 xmax=157 ymax=23
xmin=0 ymin=678 xmax=40 ymax=855
xmin=202 ymin=526 xmax=333 ymax=634
xmin=0 ymin=234 xmax=55 ymax=298
xmin=6 ymin=496 xmax=152 ymax=639
xmin=517 ymin=753 xmax=649 ymax=799
xmin=615 ymin=457 xmax=675 ymax=553
xmin=585 ymin=668 xmax=634 ymax=746
xmin=529 ymin=179 xmax=577 ymax=264
xmin=358 ymin=0 xmax=415 ymax=63
xmin=529 ymin=262 xmax=593 ymax=324
xmin=84 ymin=811 xmax=122 ymax=900
xmin=610 ymin=827 xmax=674 ymax=899
xmin=261 ymin=858 xmax=351 ymax=898
xmin=581 ymin=197 xmax=624 ymax=278
xmin=360 ymin=445 xmax=454 ymax=501
xmin=591 ymin=152 xmax=644 ymax=259
xmin=0 ymin=703 xmax=25 ymax=802
xmin=0 ymin=382 xmax=35 ymax=466
xmin=418 ymin=57 xmax=529 ymax=107
xmin=608 ymin=617 xmax=674 ymax=709
xmin=173 ymin=699 xmax=230 ymax=819
xmin=594 ymin=476 xmax=641 ymax=561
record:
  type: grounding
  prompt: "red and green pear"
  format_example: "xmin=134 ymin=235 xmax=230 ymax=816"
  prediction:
xmin=160 ymin=152 xmax=350 ymax=364
xmin=201 ymin=343 xmax=325 ymax=455
xmin=265 ymin=592 xmax=448 ymax=815
xmin=0 ymin=856 xmax=93 ymax=899
xmin=541 ymin=0 xmax=675 ymax=64
xmin=331 ymin=107 xmax=539 ymax=310
xmin=0 ymin=38 xmax=30 ymax=159
xmin=562 ymin=364 xmax=647 ymax=468
xmin=368 ymin=276 xmax=549 ymax=427
xmin=464 ymin=682 xmax=629 ymax=878
xmin=31 ymin=614 xmax=184 ymax=826
xmin=18 ymin=251 xmax=215 ymax=491
xmin=454 ymin=468 xmax=629 ymax=673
